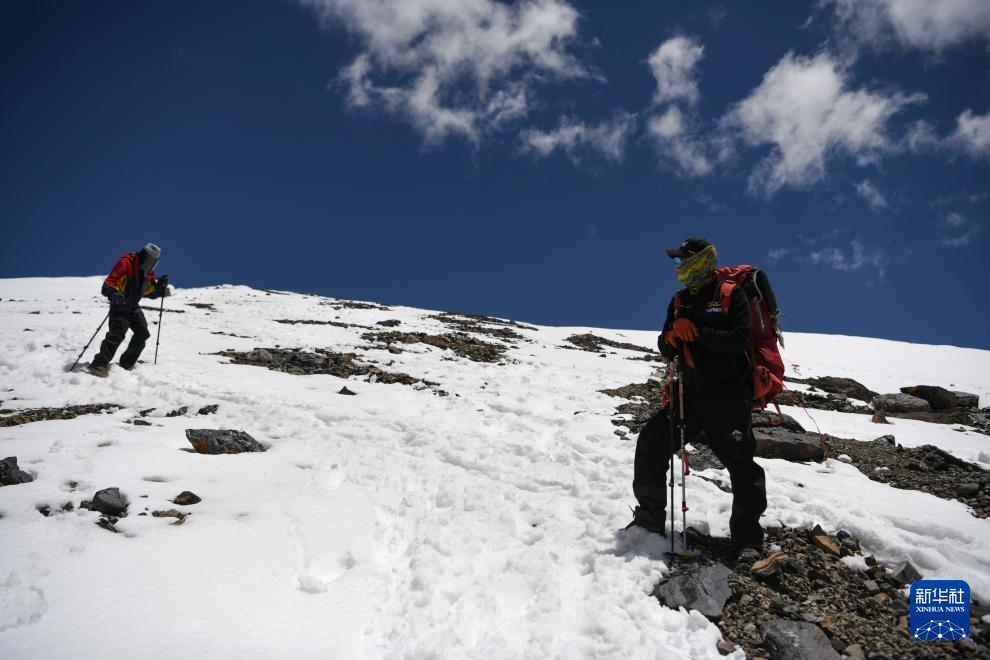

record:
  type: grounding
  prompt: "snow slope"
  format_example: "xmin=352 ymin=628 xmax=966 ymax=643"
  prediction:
xmin=1 ymin=277 xmax=988 ymax=659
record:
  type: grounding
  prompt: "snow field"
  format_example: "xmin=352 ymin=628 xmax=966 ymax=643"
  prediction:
xmin=1 ymin=277 xmax=988 ymax=659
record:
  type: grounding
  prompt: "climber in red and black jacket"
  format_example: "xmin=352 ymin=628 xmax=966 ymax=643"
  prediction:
xmin=88 ymin=243 xmax=169 ymax=377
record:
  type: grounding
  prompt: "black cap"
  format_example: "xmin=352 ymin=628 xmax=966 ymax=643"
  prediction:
xmin=665 ymin=237 xmax=713 ymax=259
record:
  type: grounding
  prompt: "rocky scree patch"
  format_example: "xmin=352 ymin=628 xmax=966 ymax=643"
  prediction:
xmin=565 ymin=333 xmax=657 ymax=355
xmin=218 ymin=347 xmax=439 ymax=387
xmin=829 ymin=435 xmax=990 ymax=518
xmin=655 ymin=525 xmax=989 ymax=659
xmin=426 ymin=312 xmax=533 ymax=341
xmin=0 ymin=403 xmax=121 ymax=427
xmin=361 ymin=331 xmax=508 ymax=364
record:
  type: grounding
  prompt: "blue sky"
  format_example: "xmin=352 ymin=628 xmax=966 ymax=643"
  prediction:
xmin=2 ymin=1 xmax=989 ymax=349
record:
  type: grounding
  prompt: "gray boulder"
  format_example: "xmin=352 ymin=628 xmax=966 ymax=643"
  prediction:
xmin=807 ymin=376 xmax=878 ymax=403
xmin=753 ymin=428 xmax=824 ymax=461
xmin=900 ymin=385 xmax=957 ymax=411
xmin=92 ymin=487 xmax=128 ymax=517
xmin=654 ymin=563 xmax=732 ymax=620
xmin=0 ymin=456 xmax=33 ymax=486
xmin=889 ymin=561 xmax=923 ymax=587
xmin=953 ymin=391 xmax=980 ymax=409
xmin=185 ymin=429 xmax=266 ymax=454
xmin=872 ymin=393 xmax=931 ymax=414
xmin=752 ymin=411 xmax=805 ymax=433
xmin=762 ymin=619 xmax=840 ymax=659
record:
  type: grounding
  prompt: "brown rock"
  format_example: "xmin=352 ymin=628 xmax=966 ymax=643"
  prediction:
xmin=751 ymin=552 xmax=788 ymax=578
xmin=810 ymin=524 xmax=841 ymax=556
xmin=871 ymin=410 xmax=889 ymax=424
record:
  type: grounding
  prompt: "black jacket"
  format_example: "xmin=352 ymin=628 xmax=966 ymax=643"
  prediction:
xmin=659 ymin=279 xmax=752 ymax=399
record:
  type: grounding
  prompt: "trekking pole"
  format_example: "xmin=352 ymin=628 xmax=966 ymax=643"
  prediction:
xmin=154 ymin=292 xmax=165 ymax=365
xmin=677 ymin=356 xmax=689 ymax=552
xmin=70 ymin=312 xmax=110 ymax=372
xmin=667 ymin=358 xmax=677 ymax=556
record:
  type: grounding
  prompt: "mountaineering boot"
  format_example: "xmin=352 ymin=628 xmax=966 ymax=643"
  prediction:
xmin=624 ymin=506 xmax=667 ymax=536
xmin=87 ymin=363 xmax=109 ymax=378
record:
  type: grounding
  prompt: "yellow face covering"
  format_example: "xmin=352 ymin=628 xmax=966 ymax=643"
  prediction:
xmin=675 ymin=245 xmax=718 ymax=293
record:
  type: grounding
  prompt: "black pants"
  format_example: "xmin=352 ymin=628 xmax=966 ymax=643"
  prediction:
xmin=93 ymin=308 xmax=150 ymax=369
xmin=633 ymin=396 xmax=767 ymax=548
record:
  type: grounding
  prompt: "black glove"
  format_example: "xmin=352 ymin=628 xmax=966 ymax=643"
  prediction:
xmin=157 ymin=274 xmax=169 ymax=289
xmin=109 ymin=290 xmax=125 ymax=305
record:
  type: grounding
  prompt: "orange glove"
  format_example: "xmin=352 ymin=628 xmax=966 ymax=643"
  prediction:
xmin=665 ymin=317 xmax=698 ymax=346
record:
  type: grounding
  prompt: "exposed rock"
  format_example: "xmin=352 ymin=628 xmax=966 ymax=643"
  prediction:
xmin=131 ymin=419 xmax=152 ymax=426
xmin=871 ymin=410 xmax=889 ymax=424
xmin=219 ymin=347 xmax=438 ymax=387
xmin=752 ymin=411 xmax=805 ymax=433
xmin=92 ymin=487 xmax=128 ymax=517
xmin=427 ymin=313 xmax=531 ymax=340
xmin=326 ymin=300 xmax=390 ymax=311
xmin=362 ymin=330 xmax=508 ymax=363
xmin=275 ymin=318 xmax=372 ymax=330
xmin=775 ymin=389 xmax=871 ymax=414
xmin=874 ymin=434 xmax=896 ymax=446
xmin=376 ymin=319 xmax=401 ymax=327
xmin=173 ymin=491 xmax=201 ymax=506
xmin=0 ymin=403 xmax=121 ymax=427
xmin=762 ymin=620 xmax=840 ymax=660
xmin=787 ymin=376 xmax=878 ymax=403
xmin=166 ymin=406 xmax=189 ymax=417
xmin=338 ymin=387 xmax=357 ymax=396
xmin=152 ymin=509 xmax=188 ymax=524
xmin=715 ymin=640 xmax=737 ymax=655
xmin=96 ymin=516 xmax=120 ymax=533
xmin=900 ymin=385 xmax=957 ymax=411
xmin=654 ymin=563 xmax=732 ymax=620
xmin=826 ymin=436 xmax=989 ymax=517
xmin=0 ymin=456 xmax=34 ymax=486
xmin=810 ymin=525 xmax=841 ymax=557
xmin=872 ymin=393 xmax=931 ymax=414
xmin=186 ymin=302 xmax=217 ymax=311
xmin=185 ymin=429 xmax=267 ymax=454
xmin=197 ymin=405 xmax=219 ymax=415
xmin=140 ymin=305 xmax=184 ymax=314
xmin=953 ymin=391 xmax=980 ymax=409
xmin=882 ymin=409 xmax=975 ymax=425
xmin=753 ymin=428 xmax=823 ymax=461
xmin=889 ymin=562 xmax=922 ymax=587
xmin=673 ymin=525 xmax=990 ymax=659
xmin=751 ymin=552 xmax=789 ymax=578
xmin=565 ymin=333 xmax=655 ymax=354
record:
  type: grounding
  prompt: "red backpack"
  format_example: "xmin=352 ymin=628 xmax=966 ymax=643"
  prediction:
xmin=674 ymin=265 xmax=785 ymax=410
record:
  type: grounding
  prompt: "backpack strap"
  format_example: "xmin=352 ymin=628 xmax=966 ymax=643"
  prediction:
xmin=719 ymin=281 xmax=735 ymax=313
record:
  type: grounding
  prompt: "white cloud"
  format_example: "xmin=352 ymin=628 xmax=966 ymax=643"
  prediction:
xmin=946 ymin=211 xmax=967 ymax=228
xmin=645 ymin=107 xmax=713 ymax=176
xmin=647 ymin=36 xmax=705 ymax=105
xmin=725 ymin=52 xmax=924 ymax=196
xmin=825 ymin=0 xmax=990 ymax=54
xmin=696 ymin=193 xmax=728 ymax=213
xmin=936 ymin=207 xmax=982 ymax=248
xmin=854 ymin=180 xmax=890 ymax=211
xmin=947 ymin=110 xmax=990 ymax=160
xmin=302 ymin=0 xmax=592 ymax=144
xmin=520 ymin=114 xmax=636 ymax=166
xmin=643 ymin=37 xmax=715 ymax=177
xmin=807 ymin=239 xmax=888 ymax=279
xmin=767 ymin=247 xmax=796 ymax=263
